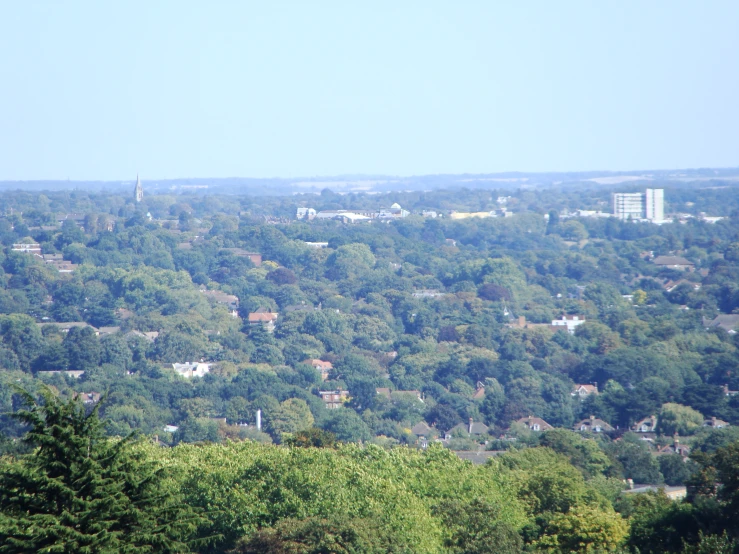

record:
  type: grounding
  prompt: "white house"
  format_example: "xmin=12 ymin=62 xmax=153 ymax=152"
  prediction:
xmin=550 ymin=315 xmax=586 ymax=334
xmin=172 ymin=362 xmax=211 ymax=378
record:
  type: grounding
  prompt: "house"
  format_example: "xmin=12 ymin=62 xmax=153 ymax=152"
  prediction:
xmin=42 ymin=253 xmax=64 ymax=262
xmin=515 ymin=415 xmax=553 ymax=432
xmin=704 ymin=416 xmax=730 ymax=429
xmin=623 ymin=484 xmax=687 ymax=501
xmin=12 ymin=243 xmax=41 ymax=253
xmin=285 ymin=302 xmax=319 ymax=313
xmin=550 ymin=315 xmax=586 ymax=334
xmin=375 ymin=389 xmax=424 ymax=402
xmin=392 ymin=390 xmax=424 ymax=402
xmin=97 ymin=326 xmax=121 ymax=337
xmin=37 ymin=370 xmax=85 ymax=378
xmin=49 ymin=261 xmax=78 ymax=273
xmin=303 ymin=359 xmax=333 ymax=381
xmin=337 ymin=213 xmax=373 ymax=223
xmin=723 ymin=384 xmax=739 ymax=397
xmin=248 ymin=310 xmax=278 ymax=332
xmin=453 ymin=451 xmax=503 ymax=464
xmin=572 ymin=384 xmax=599 ymax=398
xmin=473 ymin=382 xmax=485 ymax=400
xmin=296 ymin=207 xmax=317 ymax=220
xmin=574 ymin=415 xmax=614 ymax=433
xmin=652 ymin=256 xmax=694 ymax=271
xmin=56 ymin=213 xmax=86 ymax=227
xmin=664 ymin=279 xmax=701 ymax=293
xmin=163 ymin=425 xmax=179 ymax=433
xmin=315 ymin=209 xmax=377 ymax=221
xmin=171 ymin=362 xmax=211 ymax=379
xmin=411 ymin=421 xmax=433 ymax=438
xmin=507 ymin=316 xmax=547 ymax=331
xmin=219 ymin=248 xmax=262 ymax=267
xmin=703 ymin=314 xmax=739 ymax=334
xmin=201 ymin=289 xmax=239 ymax=317
xmin=318 ymin=389 xmax=348 ymax=409
xmin=446 ymin=418 xmax=489 ymax=439
xmin=304 ymin=241 xmax=328 ymax=248
xmin=632 ymin=415 xmax=658 ymax=434
xmin=657 ymin=436 xmax=691 ymax=457
xmin=449 ymin=211 xmax=496 ymax=220
xmin=126 ymin=330 xmax=159 ymax=342
xmin=76 ymin=392 xmax=101 ymax=404
xmin=38 ymin=322 xmax=96 ymax=334
xmin=412 ymin=289 xmax=446 ymax=298
xmin=422 ymin=210 xmax=439 ymax=218
xmin=377 ymin=203 xmax=410 ymax=219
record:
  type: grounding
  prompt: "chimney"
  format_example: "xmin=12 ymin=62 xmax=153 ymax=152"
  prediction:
xmin=674 ymin=434 xmax=680 ymax=448
xmin=469 ymin=418 xmax=473 ymax=434
xmin=627 ymin=478 xmax=634 ymax=490
xmin=590 ymin=415 xmax=595 ymax=421
xmin=519 ymin=316 xmax=526 ymax=327
xmin=256 ymin=409 xmax=262 ymax=431
xmin=712 ymin=416 xmax=717 ymax=425
xmin=593 ymin=382 xmax=598 ymax=393
xmin=650 ymin=415 xmax=656 ymax=428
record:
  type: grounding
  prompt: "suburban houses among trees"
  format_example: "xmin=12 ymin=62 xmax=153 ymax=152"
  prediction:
xmin=2 ymin=182 xmax=739 ymax=552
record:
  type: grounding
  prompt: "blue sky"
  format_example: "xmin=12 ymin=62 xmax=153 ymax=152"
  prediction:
xmin=0 ymin=1 xmax=737 ymax=180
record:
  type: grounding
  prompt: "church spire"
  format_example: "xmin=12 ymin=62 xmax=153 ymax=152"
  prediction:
xmin=134 ymin=174 xmax=144 ymax=202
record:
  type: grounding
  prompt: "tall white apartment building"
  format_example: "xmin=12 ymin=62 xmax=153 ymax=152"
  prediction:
xmin=612 ymin=189 xmax=665 ymax=222
xmin=612 ymin=192 xmax=644 ymax=220
xmin=645 ymin=188 xmax=664 ymax=222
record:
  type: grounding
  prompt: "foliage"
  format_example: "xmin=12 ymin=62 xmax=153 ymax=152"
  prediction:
xmin=0 ymin=388 xmax=206 ymax=553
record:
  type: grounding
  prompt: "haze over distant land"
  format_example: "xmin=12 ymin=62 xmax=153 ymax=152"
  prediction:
xmin=1 ymin=167 xmax=738 ymax=196
xmin=0 ymin=2 xmax=738 ymax=180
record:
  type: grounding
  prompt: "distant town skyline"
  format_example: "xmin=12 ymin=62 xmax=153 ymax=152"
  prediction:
xmin=1 ymin=2 xmax=738 ymax=181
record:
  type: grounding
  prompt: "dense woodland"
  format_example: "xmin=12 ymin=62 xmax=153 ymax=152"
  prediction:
xmin=2 ymin=183 xmax=739 ymax=552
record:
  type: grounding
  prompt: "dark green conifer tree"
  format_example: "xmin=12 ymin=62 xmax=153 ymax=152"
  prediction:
xmin=0 ymin=388 xmax=206 ymax=553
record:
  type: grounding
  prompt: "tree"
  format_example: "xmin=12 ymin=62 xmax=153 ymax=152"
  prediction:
xmin=228 ymin=515 xmax=394 ymax=554
xmin=325 ymin=244 xmax=376 ymax=281
xmin=657 ymin=403 xmax=704 ymax=436
xmin=267 ymin=398 xmax=314 ymax=437
xmin=538 ymin=428 xmax=612 ymax=478
xmin=0 ymin=388 xmax=205 ymax=553
xmin=173 ymin=417 xmax=221 ymax=444
xmin=321 ymin=409 xmax=372 ymax=443
xmin=477 ymin=283 xmax=512 ymax=302
xmin=559 ymin=220 xmax=588 ymax=241
xmin=426 ymin=404 xmax=462 ymax=433
xmin=266 ymin=267 xmax=297 ymax=285
xmin=660 ymin=453 xmax=696 ymax=486
xmin=285 ymin=428 xmax=337 ymax=448
xmin=605 ymin=438 xmax=663 ymax=484
xmin=433 ymin=498 xmax=523 ymax=554
xmin=546 ymin=210 xmax=560 ymax=235
xmin=535 ymin=505 xmax=628 ymax=553
xmin=632 ymin=289 xmax=648 ymax=305
xmin=62 ymin=325 xmax=102 ymax=371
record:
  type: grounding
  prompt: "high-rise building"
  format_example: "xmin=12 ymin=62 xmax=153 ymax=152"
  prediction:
xmin=134 ymin=174 xmax=144 ymax=202
xmin=645 ymin=188 xmax=664 ymax=222
xmin=612 ymin=192 xmax=643 ymax=220
xmin=612 ymin=188 xmax=665 ymax=222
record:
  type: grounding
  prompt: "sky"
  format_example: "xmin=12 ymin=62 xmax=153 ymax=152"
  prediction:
xmin=0 ymin=1 xmax=738 ymax=181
